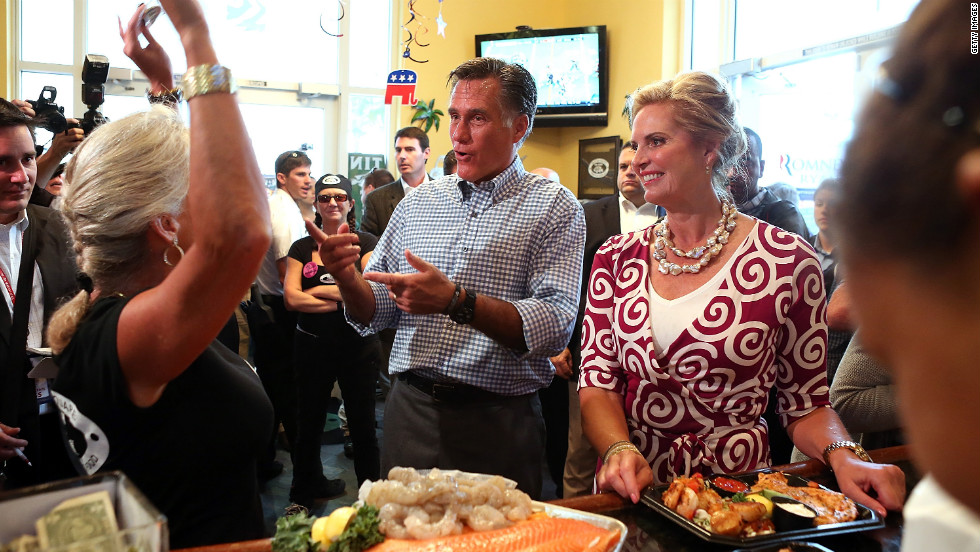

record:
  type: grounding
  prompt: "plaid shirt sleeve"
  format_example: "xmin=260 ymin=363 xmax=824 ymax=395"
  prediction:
xmin=512 ymin=189 xmax=585 ymax=358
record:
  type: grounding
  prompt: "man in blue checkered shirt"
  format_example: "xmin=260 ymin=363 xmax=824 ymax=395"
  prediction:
xmin=313 ymin=58 xmax=585 ymax=498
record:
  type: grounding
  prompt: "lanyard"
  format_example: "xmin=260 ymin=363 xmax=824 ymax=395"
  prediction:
xmin=0 ymin=266 xmax=14 ymax=305
xmin=1 ymin=226 xmax=25 ymax=306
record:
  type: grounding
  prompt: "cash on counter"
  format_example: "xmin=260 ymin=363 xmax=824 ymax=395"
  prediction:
xmin=0 ymin=471 xmax=166 ymax=551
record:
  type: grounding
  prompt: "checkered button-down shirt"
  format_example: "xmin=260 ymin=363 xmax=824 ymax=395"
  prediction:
xmin=349 ymin=156 xmax=585 ymax=395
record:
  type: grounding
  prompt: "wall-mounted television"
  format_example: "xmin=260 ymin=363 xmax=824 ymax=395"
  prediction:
xmin=475 ymin=25 xmax=607 ymax=128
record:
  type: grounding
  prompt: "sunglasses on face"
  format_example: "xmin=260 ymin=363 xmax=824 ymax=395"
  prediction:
xmin=316 ymin=193 xmax=349 ymax=204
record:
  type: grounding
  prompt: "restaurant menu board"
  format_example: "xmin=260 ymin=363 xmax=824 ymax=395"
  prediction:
xmin=640 ymin=471 xmax=885 ymax=547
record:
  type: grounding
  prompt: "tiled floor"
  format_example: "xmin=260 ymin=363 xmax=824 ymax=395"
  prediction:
xmin=257 ymin=393 xmax=560 ymax=535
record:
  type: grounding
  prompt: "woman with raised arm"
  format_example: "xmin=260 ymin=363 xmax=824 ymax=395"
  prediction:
xmin=578 ymin=72 xmax=905 ymax=516
xmin=46 ymin=0 xmax=272 ymax=547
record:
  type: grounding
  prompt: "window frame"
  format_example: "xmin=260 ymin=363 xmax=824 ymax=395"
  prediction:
xmin=13 ymin=0 xmax=394 ymax=176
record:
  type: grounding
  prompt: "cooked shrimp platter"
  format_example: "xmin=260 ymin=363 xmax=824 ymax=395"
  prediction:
xmin=642 ymin=471 xmax=884 ymax=546
xmin=272 ymin=467 xmax=626 ymax=552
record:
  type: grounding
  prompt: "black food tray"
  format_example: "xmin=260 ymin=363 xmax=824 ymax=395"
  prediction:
xmin=732 ymin=542 xmax=835 ymax=552
xmin=640 ymin=470 xmax=884 ymax=547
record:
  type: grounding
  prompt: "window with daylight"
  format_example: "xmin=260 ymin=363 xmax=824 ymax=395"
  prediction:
xmin=15 ymin=0 xmax=392 ymax=178
xmin=689 ymin=0 xmax=919 ymax=234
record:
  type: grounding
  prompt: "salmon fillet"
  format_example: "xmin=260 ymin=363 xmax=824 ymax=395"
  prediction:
xmin=368 ymin=517 xmax=621 ymax=552
xmin=752 ymin=472 xmax=858 ymax=525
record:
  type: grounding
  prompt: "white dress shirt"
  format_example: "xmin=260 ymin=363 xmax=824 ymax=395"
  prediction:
xmin=618 ymin=194 xmax=660 ymax=233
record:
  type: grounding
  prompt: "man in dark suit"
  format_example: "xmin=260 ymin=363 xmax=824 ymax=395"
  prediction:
xmin=0 ymin=98 xmax=78 ymax=489
xmin=360 ymin=126 xmax=431 ymax=237
xmin=728 ymin=127 xmax=810 ymax=240
xmin=555 ymin=141 xmax=662 ymax=497
xmin=359 ymin=127 xmax=431 ymax=398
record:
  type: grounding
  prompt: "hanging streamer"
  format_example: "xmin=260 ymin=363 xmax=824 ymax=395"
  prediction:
xmin=400 ymin=0 xmax=430 ymax=63
xmin=320 ymin=0 xmax=346 ymax=37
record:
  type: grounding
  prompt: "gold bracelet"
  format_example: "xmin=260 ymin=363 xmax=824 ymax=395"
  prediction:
xmin=181 ymin=64 xmax=237 ymax=100
xmin=822 ymin=440 xmax=873 ymax=471
xmin=602 ymin=440 xmax=641 ymax=464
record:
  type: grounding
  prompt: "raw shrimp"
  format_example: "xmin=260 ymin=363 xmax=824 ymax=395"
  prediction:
xmin=404 ymin=508 xmax=463 ymax=539
xmin=388 ymin=466 xmax=423 ymax=484
xmin=363 ymin=467 xmax=535 ymax=538
xmin=501 ymin=489 xmax=533 ymax=521
xmin=467 ymin=504 xmax=510 ymax=532
xmin=378 ymin=503 xmax=411 ymax=539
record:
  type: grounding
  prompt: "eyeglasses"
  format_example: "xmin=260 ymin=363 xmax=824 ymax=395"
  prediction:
xmin=316 ymin=193 xmax=349 ymax=203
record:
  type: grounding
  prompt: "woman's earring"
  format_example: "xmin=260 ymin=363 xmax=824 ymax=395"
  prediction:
xmin=705 ymin=165 xmax=711 ymax=174
xmin=163 ymin=236 xmax=185 ymax=267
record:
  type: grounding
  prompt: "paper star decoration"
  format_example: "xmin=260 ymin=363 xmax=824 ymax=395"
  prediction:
xmin=436 ymin=12 xmax=447 ymax=37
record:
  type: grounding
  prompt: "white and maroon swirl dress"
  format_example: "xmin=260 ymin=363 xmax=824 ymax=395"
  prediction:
xmin=579 ymin=220 xmax=830 ymax=485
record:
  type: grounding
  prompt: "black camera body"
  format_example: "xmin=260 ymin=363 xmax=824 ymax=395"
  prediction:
xmin=77 ymin=54 xmax=110 ymax=135
xmin=28 ymin=54 xmax=111 ymax=137
xmin=27 ymin=86 xmax=69 ymax=134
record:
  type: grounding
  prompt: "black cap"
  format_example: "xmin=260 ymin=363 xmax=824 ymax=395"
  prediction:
xmin=314 ymin=173 xmax=353 ymax=196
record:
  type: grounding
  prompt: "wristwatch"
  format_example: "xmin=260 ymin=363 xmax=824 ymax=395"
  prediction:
xmin=448 ymin=286 xmax=476 ymax=324
xmin=822 ymin=440 xmax=873 ymax=470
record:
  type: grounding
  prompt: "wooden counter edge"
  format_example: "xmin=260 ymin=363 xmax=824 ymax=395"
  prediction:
xmin=174 ymin=445 xmax=909 ymax=552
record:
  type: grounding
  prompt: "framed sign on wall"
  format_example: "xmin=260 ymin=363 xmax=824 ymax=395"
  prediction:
xmin=578 ymin=136 xmax=622 ymax=199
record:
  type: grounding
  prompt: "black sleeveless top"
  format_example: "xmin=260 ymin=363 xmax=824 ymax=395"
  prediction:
xmin=53 ymin=295 xmax=273 ymax=548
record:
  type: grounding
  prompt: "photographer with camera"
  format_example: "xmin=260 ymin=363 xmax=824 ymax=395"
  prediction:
xmin=34 ymin=123 xmax=84 ymax=207
xmin=11 ymin=91 xmax=85 ymax=207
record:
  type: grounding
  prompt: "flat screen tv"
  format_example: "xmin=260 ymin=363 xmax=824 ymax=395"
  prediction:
xmin=475 ymin=25 xmax=607 ymax=128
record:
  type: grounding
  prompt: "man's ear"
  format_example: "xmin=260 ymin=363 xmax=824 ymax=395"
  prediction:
xmin=759 ymin=159 xmax=766 ymax=178
xmin=512 ymin=114 xmax=530 ymax=145
xmin=423 ymin=147 xmax=431 ymax=162
xmin=276 ymin=172 xmax=287 ymax=187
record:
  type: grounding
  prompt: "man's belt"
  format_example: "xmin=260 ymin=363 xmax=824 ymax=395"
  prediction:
xmin=397 ymin=372 xmax=515 ymax=404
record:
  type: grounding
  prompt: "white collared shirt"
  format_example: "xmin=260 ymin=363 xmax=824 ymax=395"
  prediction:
xmin=401 ymin=173 xmax=430 ymax=196
xmin=0 ymin=210 xmax=44 ymax=351
xmin=618 ymin=194 xmax=661 ymax=233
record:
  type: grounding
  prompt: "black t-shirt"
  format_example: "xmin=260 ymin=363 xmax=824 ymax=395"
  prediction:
xmin=52 ymin=295 xmax=273 ymax=548
xmin=287 ymin=232 xmax=377 ymax=336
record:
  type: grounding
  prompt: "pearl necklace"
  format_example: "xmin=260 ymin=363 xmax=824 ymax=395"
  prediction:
xmin=652 ymin=202 xmax=738 ymax=275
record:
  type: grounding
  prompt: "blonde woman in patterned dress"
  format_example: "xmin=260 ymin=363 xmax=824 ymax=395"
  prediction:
xmin=578 ymin=72 xmax=905 ymax=517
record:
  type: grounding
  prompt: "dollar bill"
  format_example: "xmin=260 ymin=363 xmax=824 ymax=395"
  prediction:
xmin=35 ymin=491 xmax=120 ymax=551
xmin=0 ymin=535 xmax=39 ymax=552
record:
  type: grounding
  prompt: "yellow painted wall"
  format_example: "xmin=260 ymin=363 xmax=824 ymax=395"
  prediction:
xmin=393 ymin=0 xmax=684 ymax=195
xmin=1 ymin=0 xmax=10 ymax=98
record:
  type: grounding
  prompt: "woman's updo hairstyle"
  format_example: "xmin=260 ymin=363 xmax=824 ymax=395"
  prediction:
xmin=629 ymin=71 xmax=746 ymax=200
xmin=47 ymin=106 xmax=190 ymax=352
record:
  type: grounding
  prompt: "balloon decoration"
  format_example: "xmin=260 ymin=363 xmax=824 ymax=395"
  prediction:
xmin=320 ymin=0 xmax=346 ymax=37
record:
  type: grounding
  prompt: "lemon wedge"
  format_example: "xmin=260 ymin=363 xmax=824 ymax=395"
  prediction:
xmin=744 ymin=493 xmax=774 ymax=517
xmin=311 ymin=506 xmax=358 ymax=545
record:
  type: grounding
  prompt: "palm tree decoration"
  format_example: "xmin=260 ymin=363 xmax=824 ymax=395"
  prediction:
xmin=411 ymin=99 xmax=444 ymax=133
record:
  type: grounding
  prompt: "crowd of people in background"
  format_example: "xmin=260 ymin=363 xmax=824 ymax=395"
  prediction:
xmin=0 ymin=0 xmax=976 ymax=549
